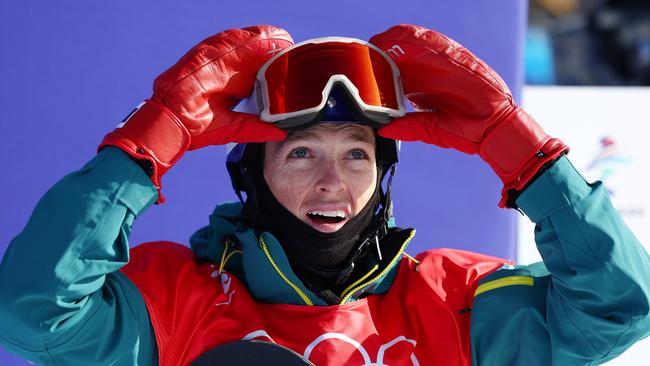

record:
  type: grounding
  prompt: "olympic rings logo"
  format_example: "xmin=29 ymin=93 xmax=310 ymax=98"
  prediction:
xmin=242 ymin=329 xmax=420 ymax=366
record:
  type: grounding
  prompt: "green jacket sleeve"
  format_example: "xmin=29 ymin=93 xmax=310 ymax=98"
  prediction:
xmin=471 ymin=156 xmax=650 ymax=365
xmin=0 ymin=147 xmax=159 ymax=365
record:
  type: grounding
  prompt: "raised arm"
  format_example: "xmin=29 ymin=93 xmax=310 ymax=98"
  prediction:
xmin=0 ymin=26 xmax=292 ymax=365
xmin=0 ymin=147 xmax=159 ymax=365
xmin=371 ymin=24 xmax=650 ymax=364
xmin=471 ymin=156 xmax=650 ymax=364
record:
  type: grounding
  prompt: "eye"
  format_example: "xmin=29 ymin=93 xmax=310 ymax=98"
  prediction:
xmin=289 ymin=147 xmax=310 ymax=159
xmin=348 ymin=149 xmax=368 ymax=160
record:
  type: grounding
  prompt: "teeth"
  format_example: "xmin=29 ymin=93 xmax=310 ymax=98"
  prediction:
xmin=308 ymin=210 xmax=346 ymax=219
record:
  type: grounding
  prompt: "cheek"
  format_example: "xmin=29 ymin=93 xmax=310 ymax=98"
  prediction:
xmin=264 ymin=163 xmax=314 ymax=214
xmin=347 ymin=166 xmax=377 ymax=211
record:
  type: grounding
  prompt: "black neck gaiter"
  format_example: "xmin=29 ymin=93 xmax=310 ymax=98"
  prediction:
xmin=258 ymin=178 xmax=380 ymax=284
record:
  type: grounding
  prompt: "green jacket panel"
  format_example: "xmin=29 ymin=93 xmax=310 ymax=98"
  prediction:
xmin=471 ymin=157 xmax=650 ymax=365
xmin=0 ymin=148 xmax=159 ymax=365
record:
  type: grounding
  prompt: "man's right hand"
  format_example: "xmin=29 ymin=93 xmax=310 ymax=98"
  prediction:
xmin=99 ymin=25 xmax=294 ymax=202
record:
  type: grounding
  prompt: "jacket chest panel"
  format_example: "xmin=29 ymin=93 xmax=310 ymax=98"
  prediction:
xmin=167 ymin=266 xmax=469 ymax=366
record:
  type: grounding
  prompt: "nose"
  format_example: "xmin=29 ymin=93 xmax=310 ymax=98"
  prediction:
xmin=315 ymin=158 xmax=346 ymax=194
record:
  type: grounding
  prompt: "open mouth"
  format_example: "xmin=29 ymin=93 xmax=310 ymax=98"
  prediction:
xmin=307 ymin=210 xmax=347 ymax=225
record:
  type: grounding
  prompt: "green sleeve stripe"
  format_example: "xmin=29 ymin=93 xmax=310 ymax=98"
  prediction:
xmin=475 ymin=276 xmax=534 ymax=297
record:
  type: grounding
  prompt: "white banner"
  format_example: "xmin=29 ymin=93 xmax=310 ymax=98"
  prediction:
xmin=519 ymin=86 xmax=650 ymax=365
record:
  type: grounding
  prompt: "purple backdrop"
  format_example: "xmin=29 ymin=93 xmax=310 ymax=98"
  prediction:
xmin=0 ymin=0 xmax=526 ymax=364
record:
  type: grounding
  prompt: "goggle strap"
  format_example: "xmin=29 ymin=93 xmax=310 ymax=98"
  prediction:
xmin=383 ymin=164 xmax=397 ymax=222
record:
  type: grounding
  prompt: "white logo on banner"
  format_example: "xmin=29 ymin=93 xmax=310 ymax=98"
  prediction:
xmin=520 ymin=86 xmax=650 ymax=365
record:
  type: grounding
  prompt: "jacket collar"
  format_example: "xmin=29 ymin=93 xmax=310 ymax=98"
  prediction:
xmin=190 ymin=202 xmax=415 ymax=306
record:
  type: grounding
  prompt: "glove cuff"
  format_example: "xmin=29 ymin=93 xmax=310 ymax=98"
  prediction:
xmin=98 ymin=99 xmax=191 ymax=203
xmin=479 ymin=107 xmax=569 ymax=208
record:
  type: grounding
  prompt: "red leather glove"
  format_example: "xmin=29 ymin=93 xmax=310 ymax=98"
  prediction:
xmin=99 ymin=25 xmax=293 ymax=203
xmin=370 ymin=24 xmax=569 ymax=208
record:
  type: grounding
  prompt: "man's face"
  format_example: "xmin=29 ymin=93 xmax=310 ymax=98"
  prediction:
xmin=264 ymin=123 xmax=377 ymax=233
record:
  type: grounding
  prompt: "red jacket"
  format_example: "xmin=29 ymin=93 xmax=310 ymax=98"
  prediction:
xmin=122 ymin=242 xmax=505 ymax=365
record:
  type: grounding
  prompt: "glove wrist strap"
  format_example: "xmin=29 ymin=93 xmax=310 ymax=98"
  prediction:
xmin=98 ymin=99 xmax=191 ymax=203
xmin=479 ymin=107 xmax=569 ymax=208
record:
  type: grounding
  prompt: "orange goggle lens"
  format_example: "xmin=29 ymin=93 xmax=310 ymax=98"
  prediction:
xmin=258 ymin=39 xmax=402 ymax=119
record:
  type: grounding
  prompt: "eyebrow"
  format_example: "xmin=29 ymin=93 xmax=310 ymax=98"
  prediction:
xmin=283 ymin=126 xmax=375 ymax=145
xmin=345 ymin=129 xmax=375 ymax=144
xmin=284 ymin=129 xmax=320 ymax=143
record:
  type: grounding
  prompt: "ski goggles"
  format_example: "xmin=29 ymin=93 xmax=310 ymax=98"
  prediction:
xmin=255 ymin=37 xmax=406 ymax=128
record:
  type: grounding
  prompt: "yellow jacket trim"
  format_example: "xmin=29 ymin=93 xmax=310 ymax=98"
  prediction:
xmin=260 ymin=237 xmax=314 ymax=306
xmin=474 ymin=275 xmax=534 ymax=297
xmin=340 ymin=264 xmax=379 ymax=297
xmin=339 ymin=229 xmax=416 ymax=304
xmin=223 ymin=250 xmax=242 ymax=268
